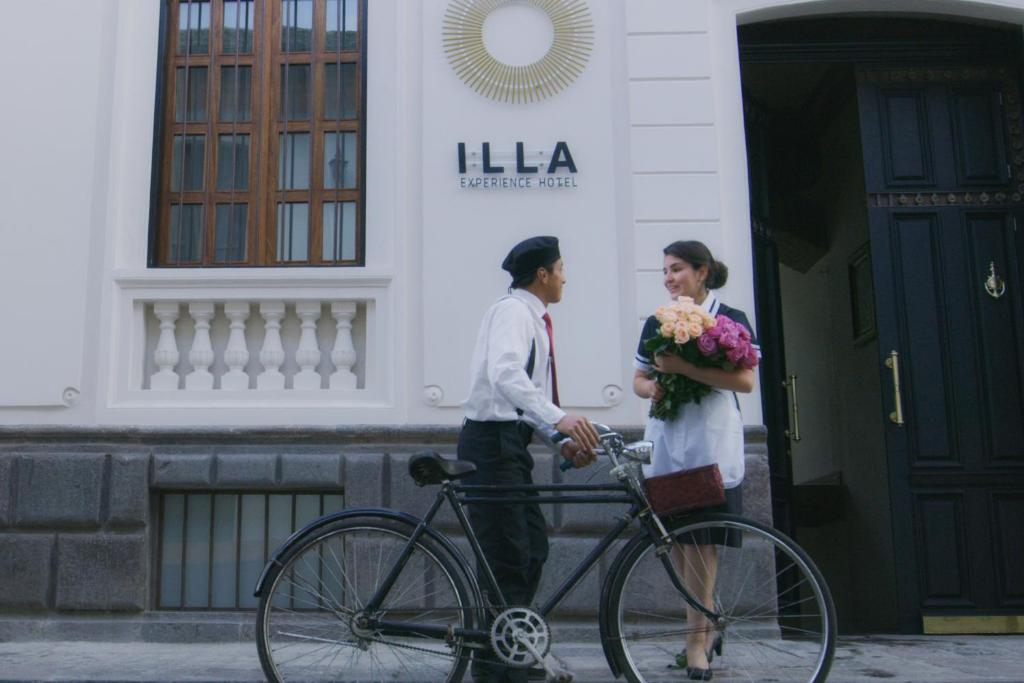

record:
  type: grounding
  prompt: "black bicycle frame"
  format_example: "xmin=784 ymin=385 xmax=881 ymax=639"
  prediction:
xmin=361 ymin=478 xmax=718 ymax=643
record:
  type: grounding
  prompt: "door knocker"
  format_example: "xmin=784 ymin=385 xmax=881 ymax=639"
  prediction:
xmin=984 ymin=261 xmax=1006 ymax=299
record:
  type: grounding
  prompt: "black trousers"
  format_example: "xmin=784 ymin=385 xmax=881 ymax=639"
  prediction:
xmin=457 ymin=419 xmax=549 ymax=683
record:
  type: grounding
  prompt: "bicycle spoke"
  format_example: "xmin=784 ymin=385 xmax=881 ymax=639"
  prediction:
xmin=258 ymin=520 xmax=470 ymax=682
xmin=610 ymin=517 xmax=834 ymax=683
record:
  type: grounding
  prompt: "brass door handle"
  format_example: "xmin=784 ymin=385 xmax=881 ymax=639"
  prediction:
xmin=985 ymin=261 xmax=1006 ymax=299
xmin=884 ymin=350 xmax=905 ymax=426
xmin=782 ymin=374 xmax=801 ymax=442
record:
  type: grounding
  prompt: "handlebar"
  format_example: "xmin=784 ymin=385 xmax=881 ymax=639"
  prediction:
xmin=558 ymin=424 xmax=652 ymax=471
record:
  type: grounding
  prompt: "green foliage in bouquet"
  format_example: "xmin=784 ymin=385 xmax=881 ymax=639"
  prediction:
xmin=643 ymin=334 xmax=716 ymax=421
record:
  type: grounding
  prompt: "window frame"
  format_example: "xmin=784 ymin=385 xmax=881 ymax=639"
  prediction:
xmin=148 ymin=0 xmax=368 ymax=268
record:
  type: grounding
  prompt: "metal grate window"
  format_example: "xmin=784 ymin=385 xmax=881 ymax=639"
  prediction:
xmin=158 ymin=491 xmax=343 ymax=609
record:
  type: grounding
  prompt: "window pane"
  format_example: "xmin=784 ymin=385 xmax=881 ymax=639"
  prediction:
xmin=281 ymin=0 xmax=312 ymax=52
xmin=171 ymin=135 xmax=205 ymax=192
xmin=280 ymin=64 xmax=311 ymax=120
xmin=322 ymin=201 xmax=356 ymax=261
xmin=326 ymin=0 xmax=358 ymax=51
xmin=217 ymin=134 xmax=249 ymax=191
xmin=277 ymin=203 xmax=309 ymax=262
xmin=184 ymin=494 xmax=212 ymax=607
xmin=160 ymin=494 xmax=185 ymax=607
xmin=169 ymin=204 xmax=204 ymax=262
xmin=215 ymin=204 xmax=248 ymax=262
xmin=177 ymin=0 xmax=210 ymax=54
xmin=210 ymin=494 xmax=238 ymax=608
xmin=324 ymin=63 xmax=356 ymax=119
xmin=237 ymin=494 xmax=266 ymax=609
xmin=324 ymin=132 xmax=356 ymax=189
xmin=174 ymin=67 xmax=208 ymax=123
xmin=278 ymin=133 xmax=310 ymax=189
xmin=222 ymin=0 xmax=254 ymax=54
xmin=219 ymin=66 xmax=252 ymax=122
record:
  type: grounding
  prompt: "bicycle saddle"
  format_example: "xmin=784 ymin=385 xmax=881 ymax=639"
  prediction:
xmin=408 ymin=452 xmax=477 ymax=486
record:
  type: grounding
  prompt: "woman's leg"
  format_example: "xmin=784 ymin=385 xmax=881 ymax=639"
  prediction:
xmin=673 ymin=543 xmax=718 ymax=669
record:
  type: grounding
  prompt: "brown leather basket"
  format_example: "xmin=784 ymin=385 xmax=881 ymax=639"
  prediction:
xmin=644 ymin=463 xmax=726 ymax=517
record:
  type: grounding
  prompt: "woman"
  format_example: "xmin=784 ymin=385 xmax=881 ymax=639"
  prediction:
xmin=632 ymin=240 xmax=758 ymax=681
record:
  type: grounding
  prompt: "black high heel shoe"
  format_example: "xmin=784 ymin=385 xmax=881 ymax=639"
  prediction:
xmin=685 ymin=666 xmax=713 ymax=681
xmin=671 ymin=633 xmax=724 ymax=669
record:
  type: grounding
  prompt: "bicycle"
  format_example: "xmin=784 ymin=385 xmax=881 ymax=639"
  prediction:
xmin=253 ymin=426 xmax=836 ymax=682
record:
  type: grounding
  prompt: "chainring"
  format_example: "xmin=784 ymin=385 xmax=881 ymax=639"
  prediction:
xmin=489 ymin=607 xmax=551 ymax=668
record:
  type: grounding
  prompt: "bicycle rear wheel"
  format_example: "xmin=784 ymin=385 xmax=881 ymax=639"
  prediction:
xmin=605 ymin=513 xmax=836 ymax=683
xmin=256 ymin=517 xmax=473 ymax=682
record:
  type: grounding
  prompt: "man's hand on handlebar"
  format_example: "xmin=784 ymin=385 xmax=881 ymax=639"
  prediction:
xmin=555 ymin=414 xmax=600 ymax=454
xmin=560 ymin=440 xmax=597 ymax=469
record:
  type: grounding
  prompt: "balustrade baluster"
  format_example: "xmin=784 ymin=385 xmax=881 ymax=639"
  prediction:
xmin=185 ymin=302 xmax=216 ymax=390
xmin=222 ymin=301 xmax=251 ymax=390
xmin=257 ymin=301 xmax=286 ymax=390
xmin=330 ymin=302 xmax=358 ymax=390
xmin=151 ymin=302 xmax=182 ymax=391
xmin=293 ymin=302 xmax=323 ymax=390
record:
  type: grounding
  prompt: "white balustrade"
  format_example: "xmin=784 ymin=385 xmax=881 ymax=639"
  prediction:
xmin=184 ymin=302 xmax=215 ymax=390
xmin=257 ymin=301 xmax=286 ymax=390
xmin=146 ymin=299 xmax=363 ymax=393
xmin=293 ymin=302 xmax=323 ymax=390
xmin=330 ymin=302 xmax=358 ymax=390
xmin=221 ymin=301 xmax=251 ymax=390
xmin=151 ymin=302 xmax=181 ymax=391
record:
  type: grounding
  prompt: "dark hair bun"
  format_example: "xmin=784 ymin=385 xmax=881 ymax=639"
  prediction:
xmin=706 ymin=260 xmax=728 ymax=289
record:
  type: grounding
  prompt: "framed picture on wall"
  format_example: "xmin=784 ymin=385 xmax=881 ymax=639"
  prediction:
xmin=848 ymin=243 xmax=876 ymax=346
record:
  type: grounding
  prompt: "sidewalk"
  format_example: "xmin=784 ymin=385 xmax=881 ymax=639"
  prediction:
xmin=0 ymin=635 xmax=1022 ymax=682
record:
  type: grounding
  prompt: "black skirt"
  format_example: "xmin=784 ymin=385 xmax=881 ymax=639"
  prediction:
xmin=673 ymin=485 xmax=743 ymax=548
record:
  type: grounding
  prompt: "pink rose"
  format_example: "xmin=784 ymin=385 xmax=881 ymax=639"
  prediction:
xmin=718 ymin=330 xmax=740 ymax=350
xmin=743 ymin=346 xmax=760 ymax=369
xmin=727 ymin=345 xmax=747 ymax=365
xmin=674 ymin=325 xmax=690 ymax=345
xmin=660 ymin=322 xmax=675 ymax=338
xmin=697 ymin=333 xmax=718 ymax=357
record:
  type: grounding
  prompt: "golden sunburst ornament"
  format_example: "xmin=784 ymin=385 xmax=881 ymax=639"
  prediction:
xmin=443 ymin=0 xmax=594 ymax=104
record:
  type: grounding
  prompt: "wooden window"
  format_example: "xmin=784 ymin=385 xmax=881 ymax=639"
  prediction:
xmin=153 ymin=0 xmax=365 ymax=267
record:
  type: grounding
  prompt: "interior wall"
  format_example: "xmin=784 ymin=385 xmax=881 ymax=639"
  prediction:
xmin=780 ymin=265 xmax=839 ymax=484
xmin=817 ymin=92 xmax=898 ymax=631
xmin=781 ymin=88 xmax=897 ymax=631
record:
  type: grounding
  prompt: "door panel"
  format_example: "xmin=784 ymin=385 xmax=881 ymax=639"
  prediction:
xmin=879 ymin=91 xmax=935 ymax=186
xmin=950 ymin=88 xmax=1009 ymax=186
xmin=860 ymin=67 xmax=1024 ymax=630
xmin=916 ymin=493 xmax=972 ymax=607
xmin=992 ymin=494 xmax=1024 ymax=606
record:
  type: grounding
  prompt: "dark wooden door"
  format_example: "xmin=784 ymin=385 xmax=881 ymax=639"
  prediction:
xmin=858 ymin=67 xmax=1024 ymax=631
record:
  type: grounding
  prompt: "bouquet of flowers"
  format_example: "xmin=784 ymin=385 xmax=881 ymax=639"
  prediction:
xmin=644 ymin=297 xmax=760 ymax=421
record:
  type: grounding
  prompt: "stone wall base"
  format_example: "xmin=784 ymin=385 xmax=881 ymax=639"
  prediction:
xmin=0 ymin=425 xmax=769 ymax=641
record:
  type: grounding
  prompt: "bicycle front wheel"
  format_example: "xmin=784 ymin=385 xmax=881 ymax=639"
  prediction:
xmin=605 ymin=513 xmax=836 ymax=683
xmin=256 ymin=517 xmax=473 ymax=682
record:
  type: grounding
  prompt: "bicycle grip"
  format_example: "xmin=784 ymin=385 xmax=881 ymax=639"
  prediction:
xmin=559 ymin=459 xmax=574 ymax=472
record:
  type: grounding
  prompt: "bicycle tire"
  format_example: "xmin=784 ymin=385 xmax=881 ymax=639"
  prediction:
xmin=603 ymin=513 xmax=836 ymax=683
xmin=256 ymin=516 xmax=474 ymax=682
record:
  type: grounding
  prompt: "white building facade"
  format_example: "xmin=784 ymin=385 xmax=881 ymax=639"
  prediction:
xmin=2 ymin=0 xmax=1023 ymax=637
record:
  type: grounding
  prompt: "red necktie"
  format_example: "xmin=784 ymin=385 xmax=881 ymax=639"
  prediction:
xmin=542 ymin=312 xmax=560 ymax=407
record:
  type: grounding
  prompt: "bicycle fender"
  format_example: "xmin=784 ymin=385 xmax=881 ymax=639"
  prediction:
xmin=253 ymin=507 xmax=484 ymax=613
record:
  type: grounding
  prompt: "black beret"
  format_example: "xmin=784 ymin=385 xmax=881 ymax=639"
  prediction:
xmin=501 ymin=236 xmax=560 ymax=278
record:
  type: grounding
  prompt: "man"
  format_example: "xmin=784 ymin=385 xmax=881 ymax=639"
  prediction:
xmin=459 ymin=235 xmax=600 ymax=683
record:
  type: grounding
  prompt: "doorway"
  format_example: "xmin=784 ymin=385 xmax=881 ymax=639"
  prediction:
xmin=740 ymin=17 xmax=1024 ymax=634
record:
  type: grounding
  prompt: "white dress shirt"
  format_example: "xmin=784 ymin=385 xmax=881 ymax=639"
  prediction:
xmin=463 ymin=289 xmax=566 ymax=428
